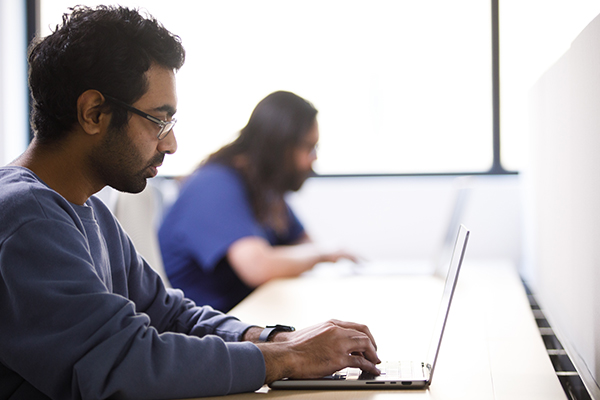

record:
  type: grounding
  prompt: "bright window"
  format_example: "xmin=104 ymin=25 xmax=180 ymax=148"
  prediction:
xmin=40 ymin=0 xmax=493 ymax=176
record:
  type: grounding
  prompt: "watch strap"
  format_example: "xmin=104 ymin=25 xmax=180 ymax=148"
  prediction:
xmin=258 ymin=324 xmax=295 ymax=342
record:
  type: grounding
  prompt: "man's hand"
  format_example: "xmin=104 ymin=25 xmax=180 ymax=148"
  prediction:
xmin=254 ymin=319 xmax=381 ymax=384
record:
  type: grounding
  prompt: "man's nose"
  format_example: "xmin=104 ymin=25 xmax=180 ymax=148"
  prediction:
xmin=158 ymin=129 xmax=177 ymax=154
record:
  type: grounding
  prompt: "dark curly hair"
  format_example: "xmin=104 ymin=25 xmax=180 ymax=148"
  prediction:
xmin=27 ymin=5 xmax=185 ymax=143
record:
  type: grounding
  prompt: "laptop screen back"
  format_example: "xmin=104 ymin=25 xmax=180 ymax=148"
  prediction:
xmin=426 ymin=224 xmax=470 ymax=379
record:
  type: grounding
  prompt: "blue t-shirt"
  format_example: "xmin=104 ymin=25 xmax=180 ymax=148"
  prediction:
xmin=159 ymin=163 xmax=305 ymax=312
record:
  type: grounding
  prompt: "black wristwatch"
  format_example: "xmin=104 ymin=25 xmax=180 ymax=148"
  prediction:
xmin=258 ymin=324 xmax=295 ymax=342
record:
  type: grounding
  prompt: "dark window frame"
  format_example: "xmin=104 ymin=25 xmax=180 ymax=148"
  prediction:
xmin=318 ymin=0 xmax=515 ymax=179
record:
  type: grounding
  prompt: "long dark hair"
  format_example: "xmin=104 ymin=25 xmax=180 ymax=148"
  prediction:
xmin=207 ymin=91 xmax=318 ymax=234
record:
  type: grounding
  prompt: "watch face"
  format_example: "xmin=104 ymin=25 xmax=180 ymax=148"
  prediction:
xmin=268 ymin=324 xmax=295 ymax=332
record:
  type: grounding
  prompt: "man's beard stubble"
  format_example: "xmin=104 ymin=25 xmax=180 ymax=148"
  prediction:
xmin=89 ymin=123 xmax=163 ymax=194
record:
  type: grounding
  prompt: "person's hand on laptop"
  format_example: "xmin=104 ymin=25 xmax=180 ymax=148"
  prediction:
xmin=250 ymin=319 xmax=381 ymax=384
xmin=317 ymin=249 xmax=360 ymax=264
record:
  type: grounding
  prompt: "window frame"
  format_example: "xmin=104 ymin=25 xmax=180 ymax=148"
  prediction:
xmin=27 ymin=0 xmax=515 ymax=178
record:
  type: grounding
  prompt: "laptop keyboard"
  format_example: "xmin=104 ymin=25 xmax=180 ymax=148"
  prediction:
xmin=331 ymin=361 xmax=425 ymax=381
xmin=378 ymin=361 xmax=424 ymax=379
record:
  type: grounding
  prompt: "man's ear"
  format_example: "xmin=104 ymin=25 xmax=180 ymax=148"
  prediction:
xmin=77 ymin=90 xmax=109 ymax=136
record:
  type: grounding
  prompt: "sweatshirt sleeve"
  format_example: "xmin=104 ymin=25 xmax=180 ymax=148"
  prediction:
xmin=0 ymin=204 xmax=265 ymax=399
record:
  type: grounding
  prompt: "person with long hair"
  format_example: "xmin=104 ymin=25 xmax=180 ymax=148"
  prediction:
xmin=159 ymin=91 xmax=356 ymax=312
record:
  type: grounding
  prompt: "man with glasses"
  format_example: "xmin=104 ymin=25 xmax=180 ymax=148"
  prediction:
xmin=103 ymin=94 xmax=177 ymax=141
xmin=0 ymin=5 xmax=379 ymax=400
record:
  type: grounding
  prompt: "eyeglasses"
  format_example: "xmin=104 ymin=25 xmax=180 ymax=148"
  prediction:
xmin=299 ymin=141 xmax=319 ymax=157
xmin=103 ymin=94 xmax=176 ymax=140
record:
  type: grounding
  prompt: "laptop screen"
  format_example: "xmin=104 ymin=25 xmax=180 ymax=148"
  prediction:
xmin=426 ymin=225 xmax=470 ymax=378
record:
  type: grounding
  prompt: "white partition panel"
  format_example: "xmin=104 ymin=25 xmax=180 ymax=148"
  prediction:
xmin=527 ymin=12 xmax=600 ymax=398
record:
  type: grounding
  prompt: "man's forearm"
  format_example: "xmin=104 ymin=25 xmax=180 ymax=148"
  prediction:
xmin=255 ymin=342 xmax=296 ymax=383
xmin=242 ymin=327 xmax=297 ymax=383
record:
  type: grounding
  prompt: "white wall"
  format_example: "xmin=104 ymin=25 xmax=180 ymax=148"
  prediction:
xmin=287 ymin=174 xmax=522 ymax=265
xmin=526 ymin=12 xmax=600 ymax=398
xmin=0 ymin=0 xmax=28 ymax=167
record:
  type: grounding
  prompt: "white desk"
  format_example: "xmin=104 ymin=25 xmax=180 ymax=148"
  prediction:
xmin=188 ymin=261 xmax=566 ymax=400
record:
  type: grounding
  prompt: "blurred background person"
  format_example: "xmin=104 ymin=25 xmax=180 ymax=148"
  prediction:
xmin=159 ymin=91 xmax=356 ymax=312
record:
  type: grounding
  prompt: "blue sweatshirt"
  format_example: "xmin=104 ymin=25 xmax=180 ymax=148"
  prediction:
xmin=0 ymin=166 xmax=265 ymax=400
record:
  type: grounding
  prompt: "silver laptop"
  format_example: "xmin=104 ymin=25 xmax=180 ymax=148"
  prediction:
xmin=270 ymin=224 xmax=470 ymax=390
xmin=306 ymin=177 xmax=472 ymax=278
